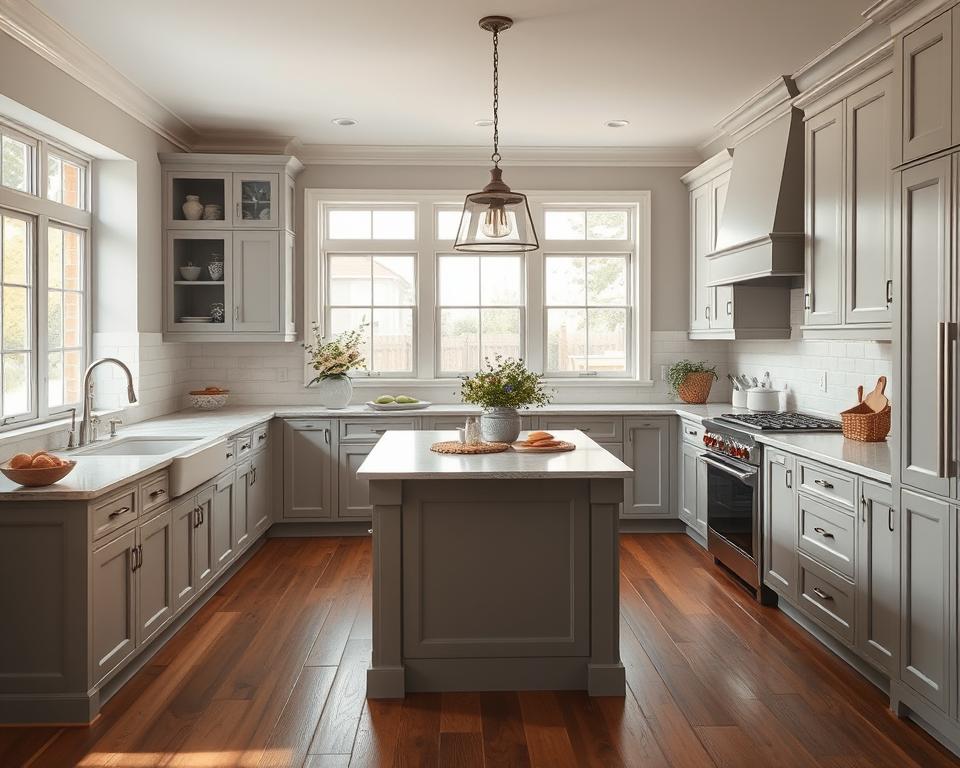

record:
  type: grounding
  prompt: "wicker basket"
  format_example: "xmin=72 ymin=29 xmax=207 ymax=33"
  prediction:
xmin=677 ymin=371 xmax=715 ymax=404
xmin=840 ymin=385 xmax=891 ymax=442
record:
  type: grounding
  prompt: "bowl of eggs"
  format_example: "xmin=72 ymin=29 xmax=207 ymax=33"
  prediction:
xmin=1 ymin=451 xmax=77 ymax=487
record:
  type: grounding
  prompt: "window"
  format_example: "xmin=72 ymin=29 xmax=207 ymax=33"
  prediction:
xmin=306 ymin=192 xmax=650 ymax=384
xmin=0 ymin=118 xmax=90 ymax=428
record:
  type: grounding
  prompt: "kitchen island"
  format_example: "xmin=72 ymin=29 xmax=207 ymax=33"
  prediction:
xmin=356 ymin=429 xmax=632 ymax=698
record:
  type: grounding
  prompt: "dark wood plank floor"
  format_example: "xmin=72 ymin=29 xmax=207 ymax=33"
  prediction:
xmin=6 ymin=533 xmax=959 ymax=767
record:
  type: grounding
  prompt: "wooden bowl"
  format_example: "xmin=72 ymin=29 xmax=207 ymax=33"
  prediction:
xmin=0 ymin=459 xmax=77 ymax=487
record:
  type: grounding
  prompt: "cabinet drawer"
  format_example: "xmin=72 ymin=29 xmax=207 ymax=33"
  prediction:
xmin=537 ymin=416 xmax=622 ymax=442
xmin=679 ymin=419 xmax=705 ymax=447
xmin=339 ymin=418 xmax=419 ymax=443
xmin=798 ymin=460 xmax=855 ymax=510
xmin=798 ymin=495 xmax=856 ymax=580
xmin=92 ymin=489 xmax=138 ymax=541
xmin=798 ymin=553 xmax=855 ymax=644
xmin=235 ymin=432 xmax=253 ymax=460
xmin=139 ymin=471 xmax=171 ymax=516
xmin=251 ymin=423 xmax=270 ymax=453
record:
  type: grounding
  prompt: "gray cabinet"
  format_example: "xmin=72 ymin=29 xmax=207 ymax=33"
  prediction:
xmin=689 ymin=179 xmax=713 ymax=332
xmin=679 ymin=441 xmax=699 ymax=529
xmin=211 ymin=471 xmax=236 ymax=571
xmin=194 ymin=486 xmax=216 ymax=591
xmin=248 ymin=450 xmax=272 ymax=535
xmin=338 ymin=442 xmax=376 ymax=519
xmin=91 ymin=529 xmax=137 ymax=684
xmin=622 ymin=417 xmax=672 ymax=518
xmin=232 ymin=231 xmax=281 ymax=333
xmin=857 ymin=481 xmax=899 ymax=675
xmin=899 ymin=157 xmax=954 ymax=498
xmin=232 ymin=172 xmax=280 ymax=228
xmin=282 ymin=419 xmax=335 ymax=520
xmin=899 ymin=489 xmax=952 ymax=712
xmin=763 ymin=449 xmax=798 ymax=602
xmin=900 ymin=9 xmax=954 ymax=163
xmin=233 ymin=462 xmax=251 ymax=552
xmin=171 ymin=495 xmax=197 ymax=613
xmin=136 ymin=508 xmax=173 ymax=646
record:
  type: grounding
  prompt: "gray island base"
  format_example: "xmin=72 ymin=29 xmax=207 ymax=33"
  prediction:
xmin=357 ymin=430 xmax=632 ymax=698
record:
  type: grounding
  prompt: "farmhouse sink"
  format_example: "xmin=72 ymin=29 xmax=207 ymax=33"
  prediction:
xmin=75 ymin=436 xmax=204 ymax=456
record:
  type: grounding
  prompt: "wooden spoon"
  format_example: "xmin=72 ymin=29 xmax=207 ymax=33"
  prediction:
xmin=864 ymin=376 xmax=889 ymax=413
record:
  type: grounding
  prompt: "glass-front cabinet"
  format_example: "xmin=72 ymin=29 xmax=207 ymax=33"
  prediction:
xmin=160 ymin=154 xmax=301 ymax=341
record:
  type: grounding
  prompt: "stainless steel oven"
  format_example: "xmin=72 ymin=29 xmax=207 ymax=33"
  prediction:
xmin=702 ymin=453 xmax=761 ymax=591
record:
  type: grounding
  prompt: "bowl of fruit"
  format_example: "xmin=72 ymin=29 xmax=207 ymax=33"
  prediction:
xmin=1 ymin=450 xmax=77 ymax=487
xmin=366 ymin=394 xmax=431 ymax=411
xmin=189 ymin=386 xmax=230 ymax=410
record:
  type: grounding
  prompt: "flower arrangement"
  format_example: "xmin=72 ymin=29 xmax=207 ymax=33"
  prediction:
xmin=304 ymin=323 xmax=367 ymax=384
xmin=459 ymin=356 xmax=553 ymax=409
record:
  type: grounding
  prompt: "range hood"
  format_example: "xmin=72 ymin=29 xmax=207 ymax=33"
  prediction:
xmin=706 ymin=107 xmax=805 ymax=286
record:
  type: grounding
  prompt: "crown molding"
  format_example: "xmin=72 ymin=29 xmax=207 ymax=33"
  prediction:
xmin=188 ymin=131 xmax=296 ymax=154
xmin=793 ymin=39 xmax=895 ymax=111
xmin=680 ymin=148 xmax=734 ymax=188
xmin=291 ymin=143 xmax=702 ymax=167
xmin=863 ymin=0 xmax=946 ymax=31
xmin=0 ymin=0 xmax=195 ymax=150
xmin=715 ymin=75 xmax=799 ymax=143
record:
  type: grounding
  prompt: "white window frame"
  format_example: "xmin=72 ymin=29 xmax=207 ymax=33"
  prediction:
xmin=0 ymin=117 xmax=92 ymax=431
xmin=305 ymin=189 xmax=652 ymax=387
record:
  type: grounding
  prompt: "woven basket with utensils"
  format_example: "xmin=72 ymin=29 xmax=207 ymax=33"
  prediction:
xmin=840 ymin=376 xmax=891 ymax=442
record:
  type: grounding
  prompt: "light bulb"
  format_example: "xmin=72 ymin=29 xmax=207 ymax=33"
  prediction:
xmin=482 ymin=204 xmax=513 ymax=238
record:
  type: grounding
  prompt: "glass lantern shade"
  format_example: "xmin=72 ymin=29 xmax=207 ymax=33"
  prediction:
xmin=454 ymin=168 xmax=539 ymax=253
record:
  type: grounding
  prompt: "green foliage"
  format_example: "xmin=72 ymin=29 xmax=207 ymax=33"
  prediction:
xmin=460 ymin=355 xmax=553 ymax=409
xmin=665 ymin=359 xmax=718 ymax=398
xmin=304 ymin=322 xmax=367 ymax=383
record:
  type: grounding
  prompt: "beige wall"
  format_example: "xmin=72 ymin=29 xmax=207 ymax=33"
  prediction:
xmin=296 ymin=164 xmax=693 ymax=332
xmin=0 ymin=34 xmax=178 ymax=333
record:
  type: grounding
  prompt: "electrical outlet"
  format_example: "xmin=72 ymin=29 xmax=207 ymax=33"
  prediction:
xmin=277 ymin=368 xmax=289 ymax=383
xmin=817 ymin=370 xmax=827 ymax=392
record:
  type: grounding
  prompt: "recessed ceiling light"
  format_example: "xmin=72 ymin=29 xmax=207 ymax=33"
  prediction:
xmin=474 ymin=119 xmax=494 ymax=127
xmin=604 ymin=119 xmax=630 ymax=128
xmin=331 ymin=117 xmax=358 ymax=127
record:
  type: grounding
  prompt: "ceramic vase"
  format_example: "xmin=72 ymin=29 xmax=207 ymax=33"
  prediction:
xmin=480 ymin=407 xmax=521 ymax=443
xmin=207 ymin=259 xmax=224 ymax=281
xmin=182 ymin=195 xmax=203 ymax=220
xmin=314 ymin=375 xmax=353 ymax=409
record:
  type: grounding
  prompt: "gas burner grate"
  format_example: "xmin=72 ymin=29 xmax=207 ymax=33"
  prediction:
xmin=717 ymin=412 xmax=842 ymax=432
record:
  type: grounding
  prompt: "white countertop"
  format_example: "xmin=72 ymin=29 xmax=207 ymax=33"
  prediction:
xmin=356 ymin=430 xmax=633 ymax=480
xmin=756 ymin=432 xmax=891 ymax=484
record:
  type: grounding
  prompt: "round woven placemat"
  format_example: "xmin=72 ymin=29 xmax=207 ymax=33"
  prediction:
xmin=430 ymin=440 xmax=509 ymax=455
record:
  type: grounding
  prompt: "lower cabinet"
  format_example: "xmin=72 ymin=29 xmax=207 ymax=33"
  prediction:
xmin=763 ymin=449 xmax=798 ymax=602
xmin=282 ymin=419 xmax=335 ymax=520
xmin=338 ymin=442 xmax=376 ymax=518
xmin=679 ymin=441 xmax=702 ymax=533
xmin=211 ymin=471 xmax=237 ymax=572
xmin=857 ymin=481 xmax=899 ymax=675
xmin=248 ymin=450 xmax=272 ymax=534
xmin=171 ymin=495 xmax=198 ymax=613
xmin=194 ymin=486 xmax=216 ymax=592
xmin=233 ymin=462 xmax=251 ymax=552
xmin=899 ymin=489 xmax=952 ymax=713
xmin=622 ymin=417 xmax=673 ymax=518
xmin=136 ymin=508 xmax=173 ymax=646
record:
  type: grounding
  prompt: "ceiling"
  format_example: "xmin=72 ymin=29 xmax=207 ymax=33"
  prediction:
xmin=30 ymin=0 xmax=871 ymax=149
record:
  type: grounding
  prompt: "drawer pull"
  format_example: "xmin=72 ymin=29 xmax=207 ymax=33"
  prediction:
xmin=240 ymin=442 xmax=251 ymax=451
xmin=785 ymin=469 xmax=792 ymax=489
xmin=685 ymin=429 xmax=697 ymax=436
xmin=372 ymin=428 xmax=387 ymax=434
xmin=150 ymin=488 xmax=167 ymax=498
xmin=813 ymin=479 xmax=834 ymax=489
xmin=108 ymin=506 xmax=131 ymax=519
xmin=226 ymin=452 xmax=234 ymax=459
xmin=367 ymin=528 xmax=373 ymax=535
xmin=258 ymin=433 xmax=267 ymax=441
xmin=812 ymin=587 xmax=832 ymax=601
xmin=580 ymin=427 xmax=592 ymax=432
xmin=813 ymin=526 xmax=834 ymax=539
xmin=131 ymin=545 xmax=139 ymax=572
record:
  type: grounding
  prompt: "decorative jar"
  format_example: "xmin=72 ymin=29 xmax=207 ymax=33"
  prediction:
xmin=182 ymin=194 xmax=203 ymax=220
xmin=313 ymin=374 xmax=353 ymax=409
xmin=207 ymin=258 xmax=224 ymax=281
xmin=480 ymin=407 xmax=521 ymax=443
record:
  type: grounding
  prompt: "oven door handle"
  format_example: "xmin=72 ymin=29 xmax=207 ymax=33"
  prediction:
xmin=701 ymin=455 xmax=758 ymax=485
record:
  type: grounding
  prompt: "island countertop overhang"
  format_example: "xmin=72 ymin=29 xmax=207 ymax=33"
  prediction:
xmin=356 ymin=429 xmax=634 ymax=480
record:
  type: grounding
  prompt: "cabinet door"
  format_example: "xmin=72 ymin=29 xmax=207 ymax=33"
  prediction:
xmin=899 ymin=490 xmax=952 ymax=712
xmin=194 ymin=486 xmax=216 ymax=591
xmin=233 ymin=172 xmax=280 ymax=228
xmin=166 ymin=230 xmax=233 ymax=334
xmin=804 ymin=102 xmax=845 ymax=327
xmin=91 ymin=529 xmax=137 ymax=683
xmin=710 ymin=170 xmax=734 ymax=330
xmin=171 ymin=496 xmax=197 ymax=614
xmin=763 ymin=449 xmax=798 ymax=602
xmin=248 ymin=450 xmax=273 ymax=534
xmin=845 ymin=75 xmax=893 ymax=326
xmin=164 ymin=170 xmax=232 ymax=229
xmin=339 ymin=442 xmax=375 ymax=519
xmin=137 ymin=508 xmax=173 ymax=646
xmin=900 ymin=158 xmax=953 ymax=498
xmin=689 ymin=183 xmax=713 ymax=331
xmin=622 ymin=417 xmax=672 ymax=518
xmin=857 ymin=481 xmax=899 ymax=675
xmin=283 ymin=419 xmax=335 ymax=520
xmin=695 ymin=454 xmax=709 ymax=539
xmin=234 ymin=462 xmax=251 ymax=552
xmin=211 ymin=472 xmax=236 ymax=572
xmin=232 ymin=231 xmax=281 ymax=332
xmin=902 ymin=11 xmax=953 ymax=162
xmin=679 ymin=441 xmax=699 ymax=528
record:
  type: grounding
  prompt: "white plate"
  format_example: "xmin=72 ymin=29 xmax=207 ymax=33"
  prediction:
xmin=179 ymin=317 xmax=213 ymax=323
xmin=365 ymin=400 xmax=432 ymax=411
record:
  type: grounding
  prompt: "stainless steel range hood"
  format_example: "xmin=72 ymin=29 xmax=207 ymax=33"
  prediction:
xmin=706 ymin=106 xmax=805 ymax=286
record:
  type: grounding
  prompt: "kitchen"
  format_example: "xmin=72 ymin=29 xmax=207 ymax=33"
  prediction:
xmin=0 ymin=0 xmax=957 ymax=766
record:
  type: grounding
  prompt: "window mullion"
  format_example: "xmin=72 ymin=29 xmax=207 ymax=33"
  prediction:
xmin=36 ymin=216 xmax=49 ymax=421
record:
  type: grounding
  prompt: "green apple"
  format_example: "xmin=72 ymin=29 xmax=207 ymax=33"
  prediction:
xmin=395 ymin=395 xmax=419 ymax=404
xmin=375 ymin=395 xmax=396 ymax=404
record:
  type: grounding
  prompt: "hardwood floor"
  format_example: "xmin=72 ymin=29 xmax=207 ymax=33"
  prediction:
xmin=6 ymin=533 xmax=959 ymax=767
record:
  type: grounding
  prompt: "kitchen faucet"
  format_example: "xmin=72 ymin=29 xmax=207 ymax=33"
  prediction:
xmin=79 ymin=358 xmax=137 ymax=447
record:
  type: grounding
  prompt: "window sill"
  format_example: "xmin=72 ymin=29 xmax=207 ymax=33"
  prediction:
xmin=0 ymin=408 xmax=122 ymax=447
xmin=306 ymin=377 xmax=656 ymax=389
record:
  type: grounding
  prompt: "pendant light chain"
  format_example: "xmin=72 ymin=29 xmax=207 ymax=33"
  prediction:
xmin=491 ymin=26 xmax=501 ymax=167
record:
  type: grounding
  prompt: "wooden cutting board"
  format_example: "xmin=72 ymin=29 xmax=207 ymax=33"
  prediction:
xmin=511 ymin=441 xmax=576 ymax=453
xmin=863 ymin=376 xmax=889 ymax=412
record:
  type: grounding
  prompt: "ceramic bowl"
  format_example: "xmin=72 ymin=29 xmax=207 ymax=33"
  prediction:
xmin=189 ymin=392 xmax=229 ymax=410
xmin=179 ymin=265 xmax=202 ymax=281
xmin=0 ymin=459 xmax=77 ymax=487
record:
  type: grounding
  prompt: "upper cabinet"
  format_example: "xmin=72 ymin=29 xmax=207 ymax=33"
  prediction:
xmin=160 ymin=154 xmax=302 ymax=342
xmin=797 ymin=48 xmax=893 ymax=340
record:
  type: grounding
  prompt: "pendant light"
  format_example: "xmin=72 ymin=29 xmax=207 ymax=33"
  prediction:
xmin=454 ymin=15 xmax=539 ymax=253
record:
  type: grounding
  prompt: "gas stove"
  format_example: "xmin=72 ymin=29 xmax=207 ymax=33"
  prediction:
xmin=714 ymin=411 xmax=842 ymax=432
xmin=700 ymin=411 xmax=841 ymax=466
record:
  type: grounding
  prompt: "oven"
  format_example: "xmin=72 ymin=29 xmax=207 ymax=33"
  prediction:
xmin=702 ymin=453 xmax=763 ymax=594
